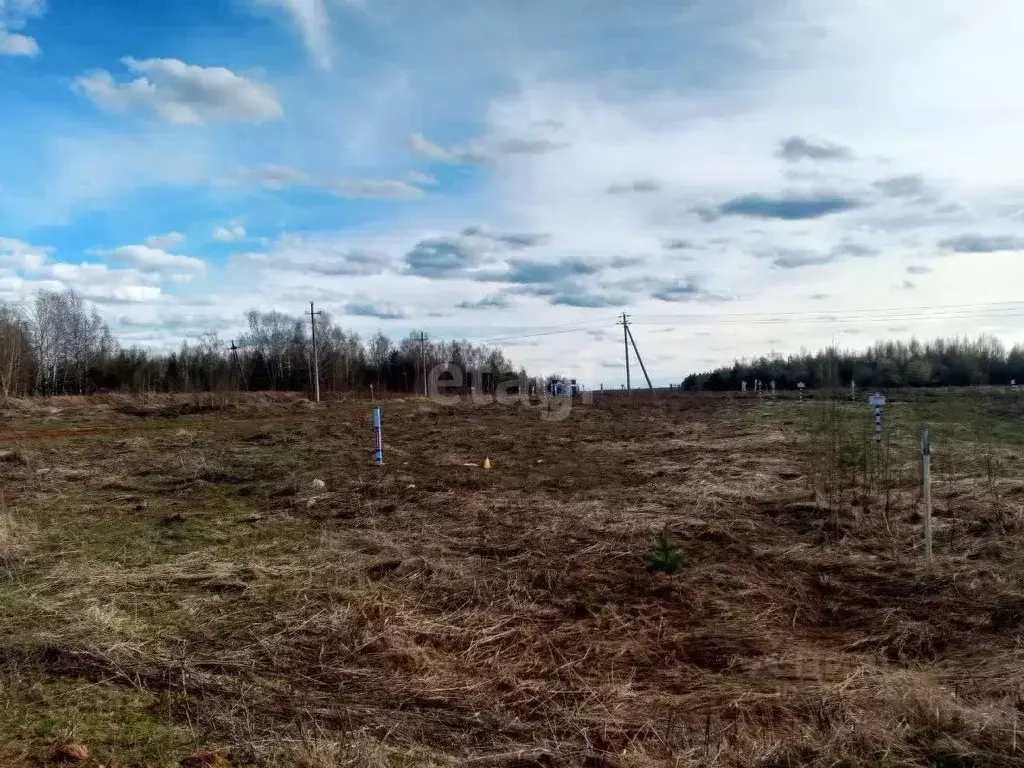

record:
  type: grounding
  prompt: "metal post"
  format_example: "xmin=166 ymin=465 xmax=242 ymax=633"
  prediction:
xmin=373 ymin=405 xmax=383 ymax=465
xmin=923 ymin=427 xmax=932 ymax=564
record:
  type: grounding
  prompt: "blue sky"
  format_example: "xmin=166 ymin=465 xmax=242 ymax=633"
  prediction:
xmin=2 ymin=0 xmax=1024 ymax=385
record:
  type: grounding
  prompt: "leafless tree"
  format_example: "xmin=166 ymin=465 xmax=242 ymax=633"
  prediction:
xmin=0 ymin=300 xmax=29 ymax=401
xmin=242 ymin=310 xmax=305 ymax=390
xmin=367 ymin=331 xmax=392 ymax=389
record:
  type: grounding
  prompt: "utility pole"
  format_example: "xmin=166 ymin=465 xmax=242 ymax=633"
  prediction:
xmin=418 ymin=332 xmax=428 ymax=396
xmin=308 ymin=302 xmax=323 ymax=402
xmin=618 ymin=312 xmax=631 ymax=395
xmin=229 ymin=340 xmax=248 ymax=392
xmin=625 ymin=323 xmax=656 ymax=396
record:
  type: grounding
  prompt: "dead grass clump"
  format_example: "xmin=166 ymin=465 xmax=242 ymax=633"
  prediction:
xmin=845 ymin=617 xmax=947 ymax=662
xmin=46 ymin=394 xmax=119 ymax=410
xmin=262 ymin=731 xmax=453 ymax=768
xmin=0 ymin=396 xmax=31 ymax=409
xmin=0 ymin=448 xmax=30 ymax=465
xmin=0 ymin=508 xmax=36 ymax=569
xmin=111 ymin=393 xmax=237 ymax=419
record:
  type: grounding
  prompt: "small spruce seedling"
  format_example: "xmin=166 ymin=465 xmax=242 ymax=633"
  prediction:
xmin=645 ymin=529 xmax=687 ymax=576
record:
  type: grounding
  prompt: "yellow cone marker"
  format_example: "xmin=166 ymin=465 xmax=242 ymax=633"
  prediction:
xmin=483 ymin=457 xmax=492 ymax=469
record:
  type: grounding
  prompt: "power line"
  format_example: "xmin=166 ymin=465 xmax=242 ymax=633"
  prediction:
xmin=469 ymin=317 xmax=618 ymax=344
xmin=376 ymin=299 xmax=1024 ymax=373
xmin=460 ymin=301 xmax=1024 ymax=347
xmin=629 ymin=306 xmax=1024 ymax=327
xmin=630 ymin=300 xmax=1024 ymax=322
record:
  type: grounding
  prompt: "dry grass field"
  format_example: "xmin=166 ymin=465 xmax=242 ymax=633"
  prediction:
xmin=1 ymin=390 xmax=1024 ymax=767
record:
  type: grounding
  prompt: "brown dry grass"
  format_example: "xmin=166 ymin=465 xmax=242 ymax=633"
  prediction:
xmin=0 ymin=391 xmax=1023 ymax=767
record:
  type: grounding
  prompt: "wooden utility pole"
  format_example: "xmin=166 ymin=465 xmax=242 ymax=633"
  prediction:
xmin=419 ymin=332 xmax=428 ymax=396
xmin=229 ymin=340 xmax=248 ymax=391
xmin=308 ymin=302 xmax=323 ymax=402
xmin=618 ymin=312 xmax=631 ymax=395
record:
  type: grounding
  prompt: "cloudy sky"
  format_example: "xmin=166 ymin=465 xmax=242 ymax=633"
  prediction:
xmin=2 ymin=0 xmax=1024 ymax=385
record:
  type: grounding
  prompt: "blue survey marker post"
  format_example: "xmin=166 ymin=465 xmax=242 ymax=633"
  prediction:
xmin=373 ymin=405 xmax=383 ymax=465
xmin=869 ymin=393 xmax=886 ymax=442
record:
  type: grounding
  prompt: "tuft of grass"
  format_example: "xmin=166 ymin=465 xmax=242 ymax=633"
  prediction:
xmin=33 ymin=717 xmax=57 ymax=738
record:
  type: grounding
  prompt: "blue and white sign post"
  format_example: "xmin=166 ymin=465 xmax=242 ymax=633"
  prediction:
xmin=869 ymin=393 xmax=886 ymax=443
xmin=373 ymin=405 xmax=384 ymax=465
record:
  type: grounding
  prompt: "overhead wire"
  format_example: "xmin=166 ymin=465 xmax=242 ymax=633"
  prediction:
xmin=454 ymin=301 xmax=1024 ymax=347
xmin=467 ymin=316 xmax=619 ymax=344
xmin=629 ymin=310 xmax=1024 ymax=327
xmin=629 ymin=301 xmax=1024 ymax=327
xmin=630 ymin=296 xmax=1024 ymax=315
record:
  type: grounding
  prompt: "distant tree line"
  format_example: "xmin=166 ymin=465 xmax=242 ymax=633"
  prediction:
xmin=683 ymin=336 xmax=1024 ymax=391
xmin=0 ymin=289 xmax=527 ymax=399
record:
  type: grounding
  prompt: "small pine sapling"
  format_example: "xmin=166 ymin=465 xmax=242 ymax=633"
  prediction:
xmin=645 ymin=529 xmax=688 ymax=576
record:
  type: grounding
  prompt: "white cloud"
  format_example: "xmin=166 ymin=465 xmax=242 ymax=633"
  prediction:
xmin=212 ymin=223 xmax=246 ymax=243
xmin=328 ymin=179 xmax=423 ymax=199
xmin=238 ymin=164 xmax=312 ymax=191
xmin=0 ymin=0 xmax=44 ymax=56
xmin=232 ymin=231 xmax=396 ymax=276
xmin=0 ymin=275 xmax=63 ymax=297
xmin=407 ymin=170 xmax=438 ymax=186
xmin=235 ymin=165 xmax=424 ymax=199
xmin=0 ymin=29 xmax=36 ymax=55
xmin=254 ymin=0 xmax=332 ymax=69
xmin=28 ymin=261 xmax=168 ymax=305
xmin=0 ymin=236 xmax=49 ymax=270
xmin=99 ymin=244 xmax=206 ymax=272
xmin=45 ymin=261 xmax=161 ymax=286
xmin=407 ymin=131 xmax=567 ymax=166
xmin=408 ymin=133 xmax=491 ymax=165
xmin=0 ymin=2 xmax=45 ymax=19
xmin=145 ymin=231 xmax=185 ymax=249
xmin=82 ymin=284 xmax=163 ymax=304
xmin=73 ymin=57 xmax=284 ymax=125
